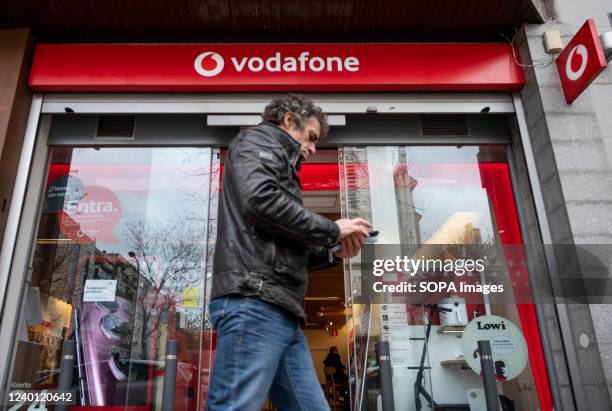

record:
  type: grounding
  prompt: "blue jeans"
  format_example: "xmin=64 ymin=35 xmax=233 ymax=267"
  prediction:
xmin=206 ymin=296 xmax=330 ymax=411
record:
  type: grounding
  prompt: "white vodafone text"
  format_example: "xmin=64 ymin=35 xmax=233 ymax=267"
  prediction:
xmin=194 ymin=51 xmax=360 ymax=77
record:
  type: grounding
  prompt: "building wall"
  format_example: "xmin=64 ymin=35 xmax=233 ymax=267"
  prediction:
xmin=552 ymin=0 xmax=611 ymax=26
xmin=0 ymin=29 xmax=33 ymax=249
xmin=517 ymin=7 xmax=612 ymax=408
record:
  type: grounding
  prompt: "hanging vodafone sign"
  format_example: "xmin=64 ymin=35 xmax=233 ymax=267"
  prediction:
xmin=556 ymin=19 xmax=608 ymax=104
xmin=29 ymin=43 xmax=524 ymax=92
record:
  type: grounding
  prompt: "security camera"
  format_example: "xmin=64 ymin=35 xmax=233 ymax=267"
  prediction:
xmin=601 ymin=32 xmax=612 ymax=62
xmin=64 ymin=107 xmax=74 ymax=113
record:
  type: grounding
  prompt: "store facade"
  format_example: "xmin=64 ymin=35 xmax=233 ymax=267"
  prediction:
xmin=0 ymin=37 xmax=609 ymax=411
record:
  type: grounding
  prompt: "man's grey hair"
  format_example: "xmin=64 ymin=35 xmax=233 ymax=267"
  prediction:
xmin=262 ymin=94 xmax=329 ymax=139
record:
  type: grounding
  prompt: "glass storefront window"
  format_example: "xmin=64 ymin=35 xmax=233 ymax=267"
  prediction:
xmin=340 ymin=145 xmax=552 ymax=411
xmin=3 ymin=140 xmax=554 ymax=411
xmin=6 ymin=146 xmax=217 ymax=410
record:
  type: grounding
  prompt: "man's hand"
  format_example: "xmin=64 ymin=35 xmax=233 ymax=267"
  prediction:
xmin=334 ymin=218 xmax=372 ymax=258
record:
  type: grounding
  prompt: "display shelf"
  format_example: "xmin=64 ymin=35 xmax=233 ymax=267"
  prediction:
xmin=437 ymin=325 xmax=466 ymax=334
xmin=440 ymin=359 xmax=469 ymax=368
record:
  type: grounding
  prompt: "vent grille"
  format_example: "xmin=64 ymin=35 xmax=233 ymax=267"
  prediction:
xmin=96 ymin=115 xmax=136 ymax=139
xmin=420 ymin=115 xmax=469 ymax=136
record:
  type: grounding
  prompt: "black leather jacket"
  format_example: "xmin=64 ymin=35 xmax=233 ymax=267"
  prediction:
xmin=211 ymin=122 xmax=341 ymax=320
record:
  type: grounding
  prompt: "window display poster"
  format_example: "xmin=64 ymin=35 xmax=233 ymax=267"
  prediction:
xmin=83 ymin=279 xmax=117 ymax=302
xmin=59 ymin=185 xmax=122 ymax=244
xmin=461 ymin=314 xmax=528 ymax=381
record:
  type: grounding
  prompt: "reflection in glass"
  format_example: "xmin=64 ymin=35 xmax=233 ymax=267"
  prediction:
xmin=6 ymin=147 xmax=216 ymax=410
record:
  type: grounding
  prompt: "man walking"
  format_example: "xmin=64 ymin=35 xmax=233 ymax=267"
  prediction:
xmin=207 ymin=94 xmax=371 ymax=411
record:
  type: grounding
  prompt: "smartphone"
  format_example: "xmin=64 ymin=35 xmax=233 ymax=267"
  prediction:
xmin=364 ymin=230 xmax=379 ymax=245
xmin=330 ymin=230 xmax=379 ymax=253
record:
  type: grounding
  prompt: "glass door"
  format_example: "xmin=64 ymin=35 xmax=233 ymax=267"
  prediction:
xmin=5 ymin=146 xmax=220 ymax=410
xmin=340 ymin=145 xmax=552 ymax=411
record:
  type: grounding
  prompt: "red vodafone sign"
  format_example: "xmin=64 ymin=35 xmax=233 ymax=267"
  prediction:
xmin=29 ymin=43 xmax=524 ymax=92
xmin=556 ymin=19 xmax=608 ymax=104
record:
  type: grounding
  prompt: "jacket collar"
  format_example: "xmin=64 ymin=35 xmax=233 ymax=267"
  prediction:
xmin=259 ymin=122 xmax=301 ymax=161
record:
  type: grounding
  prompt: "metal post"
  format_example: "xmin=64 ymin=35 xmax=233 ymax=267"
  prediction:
xmin=56 ymin=339 xmax=76 ymax=411
xmin=376 ymin=340 xmax=395 ymax=411
xmin=161 ymin=340 xmax=178 ymax=411
xmin=478 ymin=340 xmax=500 ymax=411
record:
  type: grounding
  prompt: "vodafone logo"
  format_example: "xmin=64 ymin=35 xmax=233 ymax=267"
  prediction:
xmin=555 ymin=19 xmax=607 ymax=103
xmin=194 ymin=52 xmax=225 ymax=77
xmin=565 ymin=44 xmax=588 ymax=81
xmin=194 ymin=51 xmax=360 ymax=77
